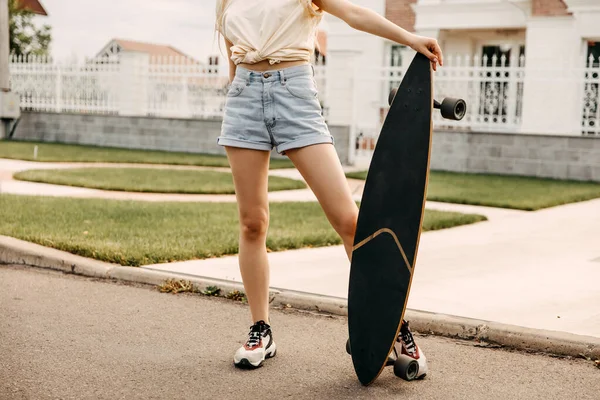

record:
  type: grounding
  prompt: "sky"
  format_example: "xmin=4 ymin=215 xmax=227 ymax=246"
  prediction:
xmin=39 ymin=0 xmax=221 ymax=62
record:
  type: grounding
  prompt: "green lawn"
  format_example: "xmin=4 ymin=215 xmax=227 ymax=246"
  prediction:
xmin=0 ymin=140 xmax=295 ymax=169
xmin=0 ymin=195 xmax=486 ymax=266
xmin=346 ymin=170 xmax=600 ymax=211
xmin=14 ymin=168 xmax=306 ymax=194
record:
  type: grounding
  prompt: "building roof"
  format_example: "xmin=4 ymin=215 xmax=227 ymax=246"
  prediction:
xmin=96 ymin=39 xmax=201 ymax=64
xmin=112 ymin=39 xmax=191 ymax=58
xmin=15 ymin=0 xmax=48 ymax=16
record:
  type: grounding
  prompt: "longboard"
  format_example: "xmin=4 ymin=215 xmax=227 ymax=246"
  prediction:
xmin=347 ymin=52 xmax=465 ymax=386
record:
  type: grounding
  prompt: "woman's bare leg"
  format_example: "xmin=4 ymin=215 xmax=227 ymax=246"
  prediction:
xmin=225 ymin=147 xmax=271 ymax=323
xmin=285 ymin=144 xmax=359 ymax=259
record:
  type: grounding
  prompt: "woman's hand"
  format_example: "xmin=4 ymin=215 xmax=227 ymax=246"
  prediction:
xmin=408 ymin=34 xmax=443 ymax=71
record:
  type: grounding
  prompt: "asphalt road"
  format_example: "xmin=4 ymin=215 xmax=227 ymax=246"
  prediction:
xmin=1 ymin=265 xmax=598 ymax=400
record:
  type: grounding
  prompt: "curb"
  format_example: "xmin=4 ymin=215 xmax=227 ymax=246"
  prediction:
xmin=404 ymin=310 xmax=600 ymax=359
xmin=1 ymin=235 xmax=599 ymax=360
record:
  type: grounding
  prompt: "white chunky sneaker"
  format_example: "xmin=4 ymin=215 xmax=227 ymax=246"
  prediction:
xmin=233 ymin=320 xmax=277 ymax=369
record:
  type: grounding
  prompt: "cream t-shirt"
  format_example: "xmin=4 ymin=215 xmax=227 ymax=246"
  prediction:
xmin=216 ymin=0 xmax=323 ymax=65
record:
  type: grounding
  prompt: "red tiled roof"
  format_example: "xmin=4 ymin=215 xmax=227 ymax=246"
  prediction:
xmin=99 ymin=39 xmax=201 ymax=65
xmin=114 ymin=39 xmax=191 ymax=58
xmin=15 ymin=0 xmax=48 ymax=16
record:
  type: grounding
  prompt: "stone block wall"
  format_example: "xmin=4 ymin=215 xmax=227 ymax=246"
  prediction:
xmin=431 ymin=131 xmax=600 ymax=182
xmin=14 ymin=112 xmax=351 ymax=164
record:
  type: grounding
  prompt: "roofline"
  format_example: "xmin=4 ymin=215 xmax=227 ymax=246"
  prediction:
xmin=16 ymin=0 xmax=48 ymax=16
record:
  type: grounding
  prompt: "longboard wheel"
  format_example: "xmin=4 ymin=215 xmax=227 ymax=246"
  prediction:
xmin=393 ymin=355 xmax=419 ymax=381
xmin=346 ymin=338 xmax=351 ymax=355
xmin=440 ymin=98 xmax=467 ymax=121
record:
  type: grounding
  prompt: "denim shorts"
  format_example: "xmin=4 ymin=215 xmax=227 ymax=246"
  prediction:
xmin=218 ymin=64 xmax=333 ymax=154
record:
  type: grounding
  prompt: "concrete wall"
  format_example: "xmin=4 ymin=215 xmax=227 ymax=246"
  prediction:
xmin=432 ymin=130 xmax=600 ymax=182
xmin=13 ymin=112 xmax=351 ymax=164
xmin=325 ymin=0 xmax=387 ymax=129
xmin=520 ymin=16 xmax=582 ymax=136
xmin=413 ymin=0 xmax=530 ymax=31
xmin=439 ymin=29 xmax=526 ymax=59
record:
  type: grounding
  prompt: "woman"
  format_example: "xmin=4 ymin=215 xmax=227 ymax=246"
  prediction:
xmin=215 ymin=0 xmax=443 ymax=369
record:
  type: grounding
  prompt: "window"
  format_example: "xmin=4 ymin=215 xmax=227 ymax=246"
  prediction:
xmin=582 ymin=41 xmax=600 ymax=134
xmin=588 ymin=42 xmax=600 ymax=67
xmin=479 ymin=45 xmax=525 ymax=123
xmin=390 ymin=44 xmax=404 ymax=67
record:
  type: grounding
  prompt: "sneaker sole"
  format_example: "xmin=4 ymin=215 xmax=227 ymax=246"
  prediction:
xmin=234 ymin=345 xmax=277 ymax=369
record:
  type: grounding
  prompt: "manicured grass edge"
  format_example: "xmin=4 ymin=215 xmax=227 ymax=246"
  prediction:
xmin=0 ymin=139 xmax=295 ymax=169
xmin=13 ymin=168 xmax=306 ymax=194
xmin=346 ymin=170 xmax=600 ymax=211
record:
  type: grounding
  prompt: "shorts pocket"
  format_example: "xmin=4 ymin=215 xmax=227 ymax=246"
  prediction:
xmin=284 ymin=76 xmax=319 ymax=100
xmin=227 ymin=84 xmax=246 ymax=98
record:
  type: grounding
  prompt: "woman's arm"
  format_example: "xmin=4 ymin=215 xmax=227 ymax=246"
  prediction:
xmin=225 ymin=39 xmax=236 ymax=83
xmin=313 ymin=0 xmax=443 ymax=70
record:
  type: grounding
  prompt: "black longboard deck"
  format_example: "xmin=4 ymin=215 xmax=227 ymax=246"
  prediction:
xmin=348 ymin=53 xmax=433 ymax=386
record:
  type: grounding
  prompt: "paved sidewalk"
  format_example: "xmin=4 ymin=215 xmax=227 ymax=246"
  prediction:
xmin=3 ymin=266 xmax=599 ymax=400
xmin=144 ymin=198 xmax=600 ymax=339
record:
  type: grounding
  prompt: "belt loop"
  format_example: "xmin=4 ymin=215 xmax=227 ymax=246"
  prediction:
xmin=246 ymin=70 xmax=251 ymax=86
xmin=311 ymin=64 xmax=315 ymax=76
xmin=280 ymin=69 xmax=286 ymax=85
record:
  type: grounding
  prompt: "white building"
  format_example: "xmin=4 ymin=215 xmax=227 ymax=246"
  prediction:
xmin=324 ymin=0 xmax=600 ymax=138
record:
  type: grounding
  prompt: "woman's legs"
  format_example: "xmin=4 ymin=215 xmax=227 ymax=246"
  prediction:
xmin=225 ymin=146 xmax=271 ymax=324
xmin=285 ymin=144 xmax=359 ymax=259
xmin=225 ymin=143 xmax=356 ymax=321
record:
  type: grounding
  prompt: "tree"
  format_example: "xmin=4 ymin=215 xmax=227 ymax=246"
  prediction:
xmin=8 ymin=0 xmax=51 ymax=57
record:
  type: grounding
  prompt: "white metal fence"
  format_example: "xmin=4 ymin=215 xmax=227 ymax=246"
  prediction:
xmin=10 ymin=55 xmax=121 ymax=114
xmin=9 ymin=54 xmax=228 ymax=119
xmin=350 ymin=53 xmax=600 ymax=163
xmin=351 ymin=54 xmax=527 ymax=162
xmin=583 ymin=54 xmax=600 ymax=135
xmin=433 ymin=54 xmax=526 ymax=131
xmin=8 ymin=53 xmax=600 ymax=141
xmin=145 ymin=57 xmax=228 ymax=119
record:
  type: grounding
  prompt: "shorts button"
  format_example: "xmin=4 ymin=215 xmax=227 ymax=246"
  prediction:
xmin=263 ymin=73 xmax=271 ymax=78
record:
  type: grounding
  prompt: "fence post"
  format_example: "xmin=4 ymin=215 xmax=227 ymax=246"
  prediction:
xmin=55 ymin=60 xmax=62 ymax=112
xmin=0 ymin=0 xmax=8 ymax=92
xmin=118 ymin=52 xmax=149 ymax=116
xmin=0 ymin=0 xmax=10 ymax=139
xmin=520 ymin=18 xmax=582 ymax=135
xmin=180 ymin=57 xmax=190 ymax=118
xmin=326 ymin=50 xmax=360 ymax=165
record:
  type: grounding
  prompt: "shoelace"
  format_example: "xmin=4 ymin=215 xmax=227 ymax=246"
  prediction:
xmin=401 ymin=321 xmax=417 ymax=356
xmin=247 ymin=330 xmax=261 ymax=347
xmin=246 ymin=322 xmax=266 ymax=347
